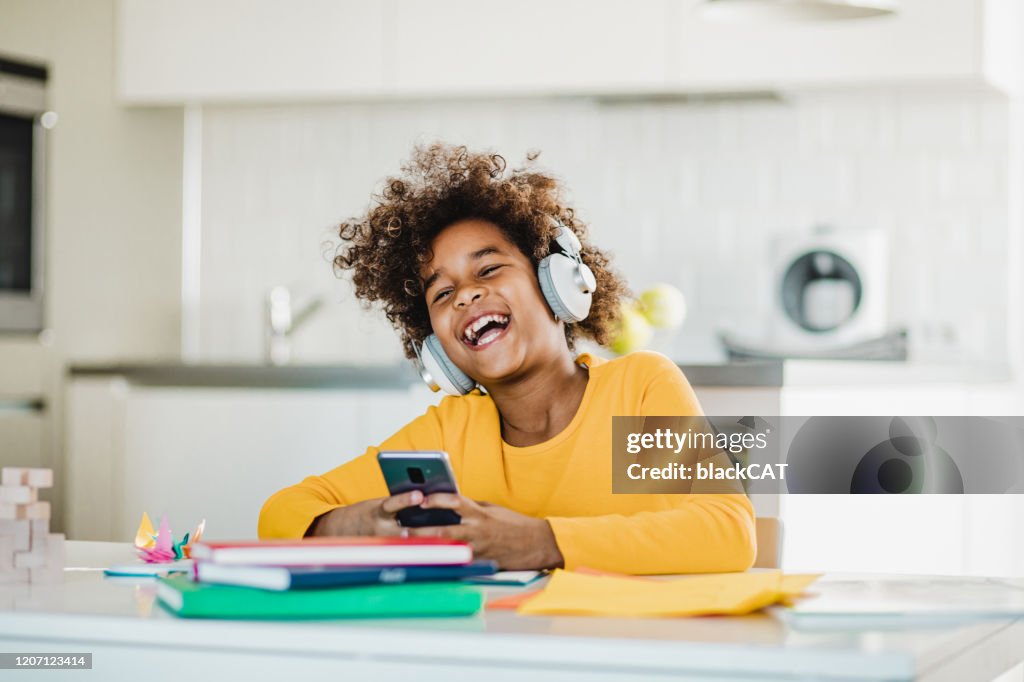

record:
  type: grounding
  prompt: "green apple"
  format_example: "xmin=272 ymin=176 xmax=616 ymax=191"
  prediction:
xmin=609 ymin=302 xmax=654 ymax=355
xmin=639 ymin=284 xmax=687 ymax=329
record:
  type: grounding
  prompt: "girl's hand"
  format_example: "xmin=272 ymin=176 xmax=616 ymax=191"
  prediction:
xmin=408 ymin=494 xmax=565 ymax=570
xmin=307 ymin=490 xmax=425 ymax=537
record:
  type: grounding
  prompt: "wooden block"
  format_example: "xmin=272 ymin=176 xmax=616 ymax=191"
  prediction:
xmin=0 ymin=503 xmax=21 ymax=520
xmin=0 ymin=536 xmax=13 ymax=570
xmin=0 ymin=520 xmax=30 ymax=552
xmin=0 ymin=567 xmax=29 ymax=584
xmin=0 ymin=486 xmax=37 ymax=504
xmin=30 ymin=534 xmax=64 ymax=584
xmin=25 ymin=469 xmax=53 ymax=489
xmin=29 ymin=565 xmax=62 ymax=584
xmin=26 ymin=502 xmax=49 ymax=520
xmin=0 ymin=501 xmax=49 ymax=521
xmin=0 ymin=469 xmax=28 ymax=486
xmin=13 ymin=550 xmax=46 ymax=569
xmin=29 ymin=531 xmax=47 ymax=552
xmin=28 ymin=520 xmax=47 ymax=540
xmin=0 ymin=519 xmax=31 ymax=536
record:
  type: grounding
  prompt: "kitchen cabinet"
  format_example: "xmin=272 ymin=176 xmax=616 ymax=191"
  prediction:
xmin=388 ymin=0 xmax=671 ymax=96
xmin=116 ymin=0 xmax=1021 ymax=103
xmin=672 ymin=0 xmax=1020 ymax=93
xmin=697 ymin=387 xmax=780 ymax=415
xmin=777 ymin=373 xmax=1024 ymax=578
xmin=65 ymin=378 xmax=436 ymax=541
xmin=116 ymin=0 xmax=386 ymax=103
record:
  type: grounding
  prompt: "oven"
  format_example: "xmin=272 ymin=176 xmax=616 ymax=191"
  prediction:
xmin=0 ymin=55 xmax=51 ymax=332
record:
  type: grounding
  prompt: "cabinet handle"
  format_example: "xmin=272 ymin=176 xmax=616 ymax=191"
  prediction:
xmin=0 ymin=398 xmax=46 ymax=415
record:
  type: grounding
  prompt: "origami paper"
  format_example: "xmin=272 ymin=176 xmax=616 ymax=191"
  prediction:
xmin=134 ymin=512 xmax=156 ymax=550
xmin=133 ymin=513 xmax=206 ymax=563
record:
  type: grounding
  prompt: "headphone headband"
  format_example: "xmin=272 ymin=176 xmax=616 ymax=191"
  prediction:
xmin=551 ymin=222 xmax=583 ymax=259
xmin=549 ymin=221 xmax=596 ymax=296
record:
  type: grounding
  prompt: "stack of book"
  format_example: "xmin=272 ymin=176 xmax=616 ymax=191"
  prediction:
xmin=156 ymin=537 xmax=496 ymax=619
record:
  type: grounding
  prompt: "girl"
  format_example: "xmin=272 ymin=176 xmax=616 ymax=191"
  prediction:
xmin=259 ymin=144 xmax=756 ymax=574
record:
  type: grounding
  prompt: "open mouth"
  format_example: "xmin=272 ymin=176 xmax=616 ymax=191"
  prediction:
xmin=461 ymin=313 xmax=511 ymax=349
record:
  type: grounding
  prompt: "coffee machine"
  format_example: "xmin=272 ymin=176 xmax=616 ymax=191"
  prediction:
xmin=721 ymin=225 xmax=903 ymax=360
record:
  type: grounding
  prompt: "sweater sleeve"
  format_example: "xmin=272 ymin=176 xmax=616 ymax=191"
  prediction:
xmin=546 ymin=494 xmax=756 ymax=574
xmin=257 ymin=403 xmax=446 ymax=539
xmin=547 ymin=352 xmax=758 ymax=574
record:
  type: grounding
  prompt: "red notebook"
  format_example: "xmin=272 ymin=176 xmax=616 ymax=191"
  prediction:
xmin=190 ymin=537 xmax=473 ymax=567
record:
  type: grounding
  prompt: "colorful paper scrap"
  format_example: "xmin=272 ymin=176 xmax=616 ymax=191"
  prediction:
xmin=134 ymin=513 xmax=205 ymax=563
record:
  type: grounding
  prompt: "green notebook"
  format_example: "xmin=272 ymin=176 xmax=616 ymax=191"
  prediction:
xmin=156 ymin=574 xmax=484 ymax=619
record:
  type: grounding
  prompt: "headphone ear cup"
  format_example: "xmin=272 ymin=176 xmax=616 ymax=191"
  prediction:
xmin=538 ymin=253 xmax=593 ymax=323
xmin=420 ymin=335 xmax=476 ymax=396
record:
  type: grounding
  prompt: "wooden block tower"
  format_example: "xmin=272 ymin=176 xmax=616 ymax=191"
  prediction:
xmin=0 ymin=468 xmax=64 ymax=584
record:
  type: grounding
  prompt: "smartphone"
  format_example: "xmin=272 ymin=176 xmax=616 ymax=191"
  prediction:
xmin=377 ymin=450 xmax=461 ymax=527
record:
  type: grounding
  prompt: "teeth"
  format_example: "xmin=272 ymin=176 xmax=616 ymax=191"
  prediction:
xmin=463 ymin=314 xmax=509 ymax=344
xmin=476 ymin=329 xmax=502 ymax=346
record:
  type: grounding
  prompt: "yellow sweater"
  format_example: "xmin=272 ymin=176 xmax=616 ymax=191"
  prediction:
xmin=259 ymin=351 xmax=756 ymax=574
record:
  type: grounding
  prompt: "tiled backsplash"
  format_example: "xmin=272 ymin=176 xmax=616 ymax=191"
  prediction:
xmin=198 ymin=91 xmax=1009 ymax=364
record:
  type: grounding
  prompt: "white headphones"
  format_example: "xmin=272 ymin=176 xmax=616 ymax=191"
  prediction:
xmin=415 ymin=219 xmax=598 ymax=396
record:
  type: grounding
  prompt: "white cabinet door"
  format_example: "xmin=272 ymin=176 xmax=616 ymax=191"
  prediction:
xmin=117 ymin=0 xmax=385 ymax=103
xmin=777 ymin=383 xmax=1024 ymax=577
xmin=118 ymin=387 xmax=443 ymax=540
xmin=65 ymin=381 xmax=436 ymax=541
xmin=117 ymin=0 xmax=1020 ymax=102
xmin=672 ymin=0 xmax=1017 ymax=92
xmin=389 ymin=0 xmax=672 ymax=95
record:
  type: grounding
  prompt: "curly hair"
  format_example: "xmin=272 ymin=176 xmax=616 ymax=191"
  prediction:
xmin=334 ymin=143 xmax=629 ymax=359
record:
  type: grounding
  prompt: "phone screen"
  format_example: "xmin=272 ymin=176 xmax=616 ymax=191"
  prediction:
xmin=377 ymin=451 xmax=461 ymax=527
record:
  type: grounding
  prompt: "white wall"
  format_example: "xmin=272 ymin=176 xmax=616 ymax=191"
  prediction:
xmin=196 ymin=92 xmax=1011 ymax=365
xmin=0 ymin=0 xmax=184 ymax=531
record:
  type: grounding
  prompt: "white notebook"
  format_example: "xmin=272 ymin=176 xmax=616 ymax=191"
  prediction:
xmin=780 ymin=575 xmax=1024 ymax=628
xmin=465 ymin=570 xmax=547 ymax=586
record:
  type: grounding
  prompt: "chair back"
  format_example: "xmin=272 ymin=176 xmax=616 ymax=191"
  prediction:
xmin=754 ymin=517 xmax=783 ymax=569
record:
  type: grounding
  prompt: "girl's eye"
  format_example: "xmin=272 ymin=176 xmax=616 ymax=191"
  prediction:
xmin=433 ymin=290 xmax=451 ymax=303
xmin=481 ymin=264 xmax=502 ymax=276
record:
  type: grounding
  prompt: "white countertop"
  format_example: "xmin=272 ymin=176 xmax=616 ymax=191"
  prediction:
xmin=781 ymin=359 xmax=1014 ymax=387
xmin=66 ymin=360 xmax=788 ymax=388
xmin=1 ymin=542 xmax=1023 ymax=681
xmin=66 ymin=359 xmax=1017 ymax=391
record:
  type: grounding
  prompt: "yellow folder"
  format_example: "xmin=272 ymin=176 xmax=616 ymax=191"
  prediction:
xmin=517 ymin=569 xmax=820 ymax=618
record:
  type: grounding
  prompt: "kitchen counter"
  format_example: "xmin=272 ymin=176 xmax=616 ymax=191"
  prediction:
xmin=781 ymin=359 xmax=1014 ymax=386
xmin=68 ymin=360 xmax=786 ymax=388
xmin=67 ymin=359 xmax=1016 ymax=390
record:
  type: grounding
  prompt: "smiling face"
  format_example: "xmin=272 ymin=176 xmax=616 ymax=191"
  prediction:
xmin=420 ymin=219 xmax=568 ymax=386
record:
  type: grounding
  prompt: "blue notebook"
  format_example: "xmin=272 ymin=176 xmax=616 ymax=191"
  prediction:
xmin=195 ymin=559 xmax=498 ymax=591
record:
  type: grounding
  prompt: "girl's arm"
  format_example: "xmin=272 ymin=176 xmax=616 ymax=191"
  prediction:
xmin=547 ymin=494 xmax=756 ymax=574
xmin=547 ymin=355 xmax=758 ymax=574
